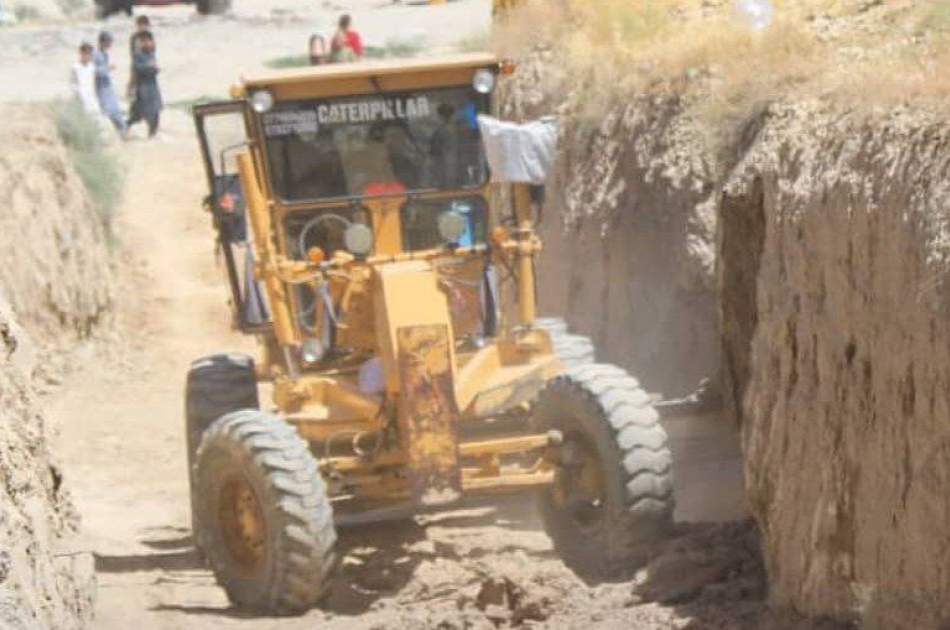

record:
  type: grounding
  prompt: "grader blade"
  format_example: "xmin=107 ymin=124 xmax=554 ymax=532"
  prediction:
xmin=397 ymin=324 xmax=462 ymax=507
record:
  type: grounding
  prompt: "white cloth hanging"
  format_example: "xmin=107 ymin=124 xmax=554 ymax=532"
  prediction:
xmin=476 ymin=115 xmax=559 ymax=184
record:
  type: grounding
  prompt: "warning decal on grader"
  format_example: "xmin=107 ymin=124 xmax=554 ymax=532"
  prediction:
xmin=397 ymin=324 xmax=463 ymax=507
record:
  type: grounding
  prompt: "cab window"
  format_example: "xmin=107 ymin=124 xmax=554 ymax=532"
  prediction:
xmin=261 ymin=86 xmax=489 ymax=201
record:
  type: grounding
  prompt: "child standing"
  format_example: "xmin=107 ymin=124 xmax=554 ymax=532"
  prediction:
xmin=70 ymin=42 xmax=98 ymax=115
xmin=93 ymin=31 xmax=127 ymax=136
xmin=126 ymin=32 xmax=162 ymax=138
xmin=329 ymin=14 xmax=363 ymax=62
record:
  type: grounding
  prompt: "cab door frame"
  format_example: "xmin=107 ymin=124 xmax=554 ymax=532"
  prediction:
xmin=193 ymin=100 xmax=268 ymax=333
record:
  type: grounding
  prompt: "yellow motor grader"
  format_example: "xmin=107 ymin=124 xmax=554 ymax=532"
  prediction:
xmin=187 ymin=52 xmax=674 ymax=615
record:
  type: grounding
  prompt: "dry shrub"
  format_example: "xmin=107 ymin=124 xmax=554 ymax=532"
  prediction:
xmin=52 ymin=100 xmax=124 ymax=242
xmin=495 ymin=1 xmax=823 ymax=125
xmin=496 ymin=0 xmax=950 ymax=133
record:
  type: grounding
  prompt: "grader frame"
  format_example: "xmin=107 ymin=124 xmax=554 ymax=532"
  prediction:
xmin=187 ymin=52 xmax=674 ymax=615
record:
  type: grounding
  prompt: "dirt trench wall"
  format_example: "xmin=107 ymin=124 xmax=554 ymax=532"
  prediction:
xmin=501 ymin=76 xmax=721 ymax=398
xmin=721 ymin=101 xmax=950 ymax=629
xmin=0 ymin=105 xmax=111 ymax=628
xmin=0 ymin=311 xmax=95 ymax=629
xmin=0 ymin=106 xmax=113 ymax=344
xmin=504 ymin=54 xmax=950 ymax=626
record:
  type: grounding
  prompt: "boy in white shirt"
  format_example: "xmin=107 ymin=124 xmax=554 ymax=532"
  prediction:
xmin=70 ymin=42 xmax=99 ymax=115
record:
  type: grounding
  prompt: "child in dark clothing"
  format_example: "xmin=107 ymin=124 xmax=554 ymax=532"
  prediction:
xmin=126 ymin=31 xmax=163 ymax=138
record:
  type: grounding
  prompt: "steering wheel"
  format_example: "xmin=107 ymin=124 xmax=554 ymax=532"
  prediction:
xmin=295 ymin=213 xmax=353 ymax=335
xmin=297 ymin=212 xmax=353 ymax=259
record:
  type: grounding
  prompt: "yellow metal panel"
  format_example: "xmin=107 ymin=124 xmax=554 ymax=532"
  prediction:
xmin=290 ymin=417 xmax=382 ymax=443
xmin=455 ymin=335 xmax=561 ymax=414
xmin=241 ymin=53 xmax=497 ymax=91
xmin=269 ymin=71 xmax=480 ymax=101
xmin=397 ymin=324 xmax=462 ymax=506
xmin=325 ymin=432 xmax=553 ymax=474
xmin=273 ymin=374 xmax=381 ymax=419
xmin=513 ymin=183 xmax=537 ymax=325
xmin=463 ymin=471 xmax=554 ymax=492
xmin=373 ymin=260 xmax=456 ymax=393
xmin=237 ymin=152 xmax=297 ymax=346
xmin=364 ymin=196 xmax=405 ymax=256
xmin=435 ymin=257 xmax=484 ymax=339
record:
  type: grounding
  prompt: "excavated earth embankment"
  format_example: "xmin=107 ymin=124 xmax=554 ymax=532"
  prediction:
xmin=722 ymin=102 xmax=950 ymax=630
xmin=504 ymin=45 xmax=950 ymax=630
xmin=501 ymin=67 xmax=719 ymax=399
xmin=0 ymin=105 xmax=112 ymax=629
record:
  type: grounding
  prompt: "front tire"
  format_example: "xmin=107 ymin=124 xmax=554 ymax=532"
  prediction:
xmin=534 ymin=364 xmax=674 ymax=581
xmin=195 ymin=410 xmax=337 ymax=615
xmin=535 ymin=317 xmax=596 ymax=368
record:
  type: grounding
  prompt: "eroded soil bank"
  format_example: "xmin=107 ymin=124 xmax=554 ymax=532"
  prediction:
xmin=723 ymin=102 xmax=950 ymax=629
xmin=502 ymin=72 xmax=719 ymax=399
xmin=504 ymin=38 xmax=950 ymax=630
xmin=0 ymin=105 xmax=110 ymax=629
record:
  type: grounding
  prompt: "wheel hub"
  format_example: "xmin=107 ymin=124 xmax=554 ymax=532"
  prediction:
xmin=553 ymin=436 xmax=606 ymax=531
xmin=219 ymin=475 xmax=266 ymax=572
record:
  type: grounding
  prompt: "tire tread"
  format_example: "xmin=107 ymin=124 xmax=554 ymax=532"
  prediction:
xmin=196 ymin=411 xmax=337 ymax=615
xmin=534 ymin=363 xmax=675 ymax=579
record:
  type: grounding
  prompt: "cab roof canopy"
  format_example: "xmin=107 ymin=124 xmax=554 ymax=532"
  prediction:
xmin=236 ymin=52 xmax=500 ymax=101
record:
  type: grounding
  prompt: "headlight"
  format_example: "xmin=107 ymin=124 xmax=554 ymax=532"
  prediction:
xmin=344 ymin=223 xmax=373 ymax=257
xmin=472 ymin=68 xmax=496 ymax=94
xmin=438 ymin=210 xmax=467 ymax=244
xmin=250 ymin=90 xmax=274 ymax=113
xmin=300 ymin=338 xmax=325 ymax=364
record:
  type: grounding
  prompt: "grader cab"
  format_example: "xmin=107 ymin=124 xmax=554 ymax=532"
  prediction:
xmin=186 ymin=53 xmax=675 ymax=614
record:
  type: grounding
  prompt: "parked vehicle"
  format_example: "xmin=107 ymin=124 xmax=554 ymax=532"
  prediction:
xmin=95 ymin=0 xmax=230 ymax=18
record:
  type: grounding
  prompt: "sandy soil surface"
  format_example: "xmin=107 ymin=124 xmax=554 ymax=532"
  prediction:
xmin=4 ymin=2 xmax=750 ymax=627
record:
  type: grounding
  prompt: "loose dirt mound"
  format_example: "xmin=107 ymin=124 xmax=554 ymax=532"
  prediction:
xmin=0 ymin=104 xmax=112 ymax=628
xmin=316 ymin=516 xmax=792 ymax=630
xmin=316 ymin=516 xmax=840 ymax=630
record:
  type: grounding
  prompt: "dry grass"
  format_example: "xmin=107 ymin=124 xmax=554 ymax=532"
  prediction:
xmin=456 ymin=29 xmax=491 ymax=53
xmin=495 ymin=0 xmax=950 ymax=127
xmin=52 ymin=100 xmax=124 ymax=243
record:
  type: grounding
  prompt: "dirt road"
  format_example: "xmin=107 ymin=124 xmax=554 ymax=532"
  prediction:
xmin=5 ymin=2 xmax=746 ymax=627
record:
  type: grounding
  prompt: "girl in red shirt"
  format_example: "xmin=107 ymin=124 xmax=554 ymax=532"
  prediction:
xmin=330 ymin=14 xmax=363 ymax=62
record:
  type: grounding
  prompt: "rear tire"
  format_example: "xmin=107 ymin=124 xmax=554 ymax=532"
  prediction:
xmin=195 ymin=410 xmax=337 ymax=615
xmin=534 ymin=363 xmax=674 ymax=581
xmin=534 ymin=317 xmax=568 ymax=336
xmin=535 ymin=317 xmax=596 ymax=367
xmin=185 ymin=353 xmax=259 ymax=547
xmin=551 ymin=333 xmax=596 ymax=367
xmin=196 ymin=0 xmax=231 ymax=14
